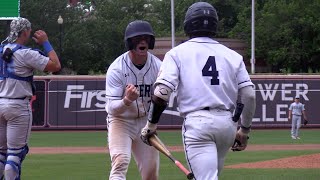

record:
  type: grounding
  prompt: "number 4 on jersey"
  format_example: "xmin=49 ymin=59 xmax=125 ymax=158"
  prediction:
xmin=202 ymin=56 xmax=219 ymax=85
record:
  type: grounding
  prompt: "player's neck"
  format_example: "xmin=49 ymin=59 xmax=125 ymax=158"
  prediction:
xmin=129 ymin=51 xmax=147 ymax=66
xmin=15 ymin=38 xmax=26 ymax=45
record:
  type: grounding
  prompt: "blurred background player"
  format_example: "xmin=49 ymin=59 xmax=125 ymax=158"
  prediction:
xmin=0 ymin=17 xmax=60 ymax=180
xmin=288 ymin=95 xmax=307 ymax=139
xmin=105 ymin=20 xmax=161 ymax=180
xmin=140 ymin=2 xmax=256 ymax=179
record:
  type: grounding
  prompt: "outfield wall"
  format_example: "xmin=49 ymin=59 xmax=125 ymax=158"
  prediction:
xmin=31 ymin=75 xmax=320 ymax=130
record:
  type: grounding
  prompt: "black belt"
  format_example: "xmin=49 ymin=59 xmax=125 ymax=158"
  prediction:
xmin=202 ymin=107 xmax=230 ymax=111
xmin=0 ymin=97 xmax=28 ymax=100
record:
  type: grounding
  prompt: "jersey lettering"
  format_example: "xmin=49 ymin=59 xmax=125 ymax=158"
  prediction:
xmin=202 ymin=56 xmax=219 ymax=85
xmin=135 ymin=84 xmax=152 ymax=97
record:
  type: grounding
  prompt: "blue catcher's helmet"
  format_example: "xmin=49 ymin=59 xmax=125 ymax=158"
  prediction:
xmin=184 ymin=2 xmax=218 ymax=37
xmin=124 ymin=20 xmax=155 ymax=50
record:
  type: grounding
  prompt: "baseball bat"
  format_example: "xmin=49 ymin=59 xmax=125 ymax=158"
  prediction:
xmin=149 ymin=134 xmax=194 ymax=180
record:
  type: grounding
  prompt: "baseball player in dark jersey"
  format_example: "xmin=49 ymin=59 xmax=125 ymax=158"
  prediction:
xmin=105 ymin=20 xmax=161 ymax=180
xmin=140 ymin=2 xmax=256 ymax=179
xmin=0 ymin=17 xmax=60 ymax=180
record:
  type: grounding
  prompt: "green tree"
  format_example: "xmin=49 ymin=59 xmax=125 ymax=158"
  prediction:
xmin=231 ymin=0 xmax=320 ymax=73
xmin=151 ymin=0 xmax=243 ymax=37
xmin=3 ymin=0 xmax=320 ymax=74
xmin=20 ymin=0 xmax=85 ymax=74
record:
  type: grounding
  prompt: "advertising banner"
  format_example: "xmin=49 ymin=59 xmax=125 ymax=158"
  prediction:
xmin=48 ymin=79 xmax=107 ymax=127
xmin=252 ymin=77 xmax=318 ymax=127
xmin=42 ymin=76 xmax=319 ymax=129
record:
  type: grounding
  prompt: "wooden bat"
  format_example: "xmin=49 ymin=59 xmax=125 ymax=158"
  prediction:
xmin=149 ymin=134 xmax=194 ymax=180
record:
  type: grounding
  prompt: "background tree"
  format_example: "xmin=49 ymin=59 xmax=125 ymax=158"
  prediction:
xmin=231 ymin=0 xmax=320 ymax=73
xmin=1 ymin=0 xmax=320 ymax=74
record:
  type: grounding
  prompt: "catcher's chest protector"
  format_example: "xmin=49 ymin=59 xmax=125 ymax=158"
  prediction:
xmin=0 ymin=44 xmax=33 ymax=82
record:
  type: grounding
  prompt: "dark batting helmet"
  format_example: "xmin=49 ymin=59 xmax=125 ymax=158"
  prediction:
xmin=124 ymin=20 xmax=155 ymax=50
xmin=184 ymin=2 xmax=218 ymax=37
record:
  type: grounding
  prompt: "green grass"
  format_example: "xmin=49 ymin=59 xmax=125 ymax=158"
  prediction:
xmin=28 ymin=131 xmax=108 ymax=147
xmin=224 ymin=150 xmax=320 ymax=165
xmin=248 ymin=129 xmax=320 ymax=144
xmin=21 ymin=153 xmax=190 ymax=180
xmin=28 ymin=129 xmax=320 ymax=147
xmin=21 ymin=150 xmax=320 ymax=180
xmin=221 ymin=169 xmax=320 ymax=180
xmin=20 ymin=129 xmax=320 ymax=180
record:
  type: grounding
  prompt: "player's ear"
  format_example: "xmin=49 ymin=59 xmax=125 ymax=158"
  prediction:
xmin=125 ymin=38 xmax=134 ymax=50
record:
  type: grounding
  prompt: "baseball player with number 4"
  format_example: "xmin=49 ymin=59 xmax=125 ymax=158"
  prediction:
xmin=105 ymin=20 xmax=161 ymax=180
xmin=140 ymin=2 xmax=256 ymax=179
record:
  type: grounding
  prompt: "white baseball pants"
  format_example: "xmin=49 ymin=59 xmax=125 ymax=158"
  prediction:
xmin=291 ymin=115 xmax=302 ymax=137
xmin=0 ymin=98 xmax=32 ymax=180
xmin=182 ymin=109 xmax=237 ymax=180
xmin=107 ymin=116 xmax=159 ymax=180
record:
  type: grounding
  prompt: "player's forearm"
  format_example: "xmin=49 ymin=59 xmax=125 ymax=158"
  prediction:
xmin=239 ymin=85 xmax=256 ymax=131
xmin=147 ymin=84 xmax=172 ymax=124
xmin=106 ymin=98 xmax=130 ymax=115
xmin=148 ymin=96 xmax=167 ymax=124
xmin=302 ymin=111 xmax=307 ymax=118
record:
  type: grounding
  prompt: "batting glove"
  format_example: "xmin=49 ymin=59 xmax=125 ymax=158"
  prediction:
xmin=140 ymin=122 xmax=157 ymax=146
xmin=231 ymin=126 xmax=250 ymax=151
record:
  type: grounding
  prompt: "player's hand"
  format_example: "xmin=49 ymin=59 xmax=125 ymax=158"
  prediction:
xmin=231 ymin=128 xmax=250 ymax=151
xmin=123 ymin=84 xmax=139 ymax=105
xmin=140 ymin=122 xmax=157 ymax=146
xmin=303 ymin=118 xmax=308 ymax=125
xmin=32 ymin=30 xmax=49 ymax=45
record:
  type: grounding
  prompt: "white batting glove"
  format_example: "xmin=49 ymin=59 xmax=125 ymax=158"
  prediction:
xmin=231 ymin=127 xmax=250 ymax=151
xmin=140 ymin=121 xmax=157 ymax=146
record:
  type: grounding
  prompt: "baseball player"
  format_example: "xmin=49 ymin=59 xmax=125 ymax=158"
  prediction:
xmin=0 ymin=17 xmax=60 ymax=180
xmin=288 ymin=95 xmax=307 ymax=139
xmin=105 ymin=20 xmax=161 ymax=180
xmin=140 ymin=2 xmax=256 ymax=179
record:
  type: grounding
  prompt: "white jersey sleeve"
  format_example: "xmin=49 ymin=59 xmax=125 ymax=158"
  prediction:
xmin=19 ymin=49 xmax=49 ymax=72
xmin=105 ymin=63 xmax=124 ymax=100
xmin=155 ymin=52 xmax=179 ymax=91
xmin=236 ymin=59 xmax=254 ymax=89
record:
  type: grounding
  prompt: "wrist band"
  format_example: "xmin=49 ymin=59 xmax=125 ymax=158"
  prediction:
xmin=43 ymin=41 xmax=53 ymax=54
xmin=241 ymin=124 xmax=251 ymax=130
